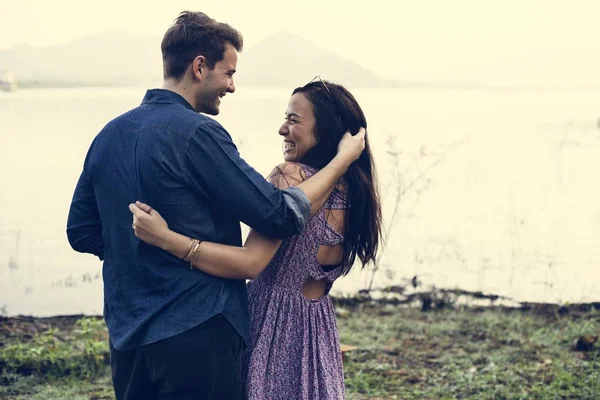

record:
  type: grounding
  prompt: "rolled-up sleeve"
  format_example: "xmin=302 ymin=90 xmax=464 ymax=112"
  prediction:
xmin=281 ymin=187 xmax=310 ymax=233
xmin=181 ymin=121 xmax=310 ymax=239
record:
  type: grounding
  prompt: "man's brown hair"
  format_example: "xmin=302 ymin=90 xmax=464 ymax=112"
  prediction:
xmin=161 ymin=11 xmax=243 ymax=80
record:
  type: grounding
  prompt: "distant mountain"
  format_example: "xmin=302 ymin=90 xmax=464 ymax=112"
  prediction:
xmin=0 ymin=31 xmax=393 ymax=88
xmin=0 ymin=31 xmax=162 ymax=86
xmin=236 ymin=31 xmax=394 ymax=88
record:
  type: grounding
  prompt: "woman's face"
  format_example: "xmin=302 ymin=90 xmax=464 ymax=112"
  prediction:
xmin=279 ymin=93 xmax=318 ymax=162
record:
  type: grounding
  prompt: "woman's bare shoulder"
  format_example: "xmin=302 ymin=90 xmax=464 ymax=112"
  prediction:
xmin=267 ymin=162 xmax=309 ymax=189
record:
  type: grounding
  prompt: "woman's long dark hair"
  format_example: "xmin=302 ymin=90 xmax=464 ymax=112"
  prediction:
xmin=293 ymin=80 xmax=382 ymax=274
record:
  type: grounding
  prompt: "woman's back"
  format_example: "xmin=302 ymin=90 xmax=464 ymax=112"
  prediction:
xmin=245 ymin=163 xmax=347 ymax=400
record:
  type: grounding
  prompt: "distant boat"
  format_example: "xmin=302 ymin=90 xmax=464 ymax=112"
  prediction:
xmin=0 ymin=71 xmax=18 ymax=92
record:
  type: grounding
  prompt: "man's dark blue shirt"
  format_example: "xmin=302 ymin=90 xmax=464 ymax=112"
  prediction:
xmin=67 ymin=89 xmax=310 ymax=350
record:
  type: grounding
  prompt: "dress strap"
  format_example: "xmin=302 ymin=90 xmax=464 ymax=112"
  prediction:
xmin=326 ymin=189 xmax=347 ymax=210
xmin=298 ymin=163 xmax=318 ymax=178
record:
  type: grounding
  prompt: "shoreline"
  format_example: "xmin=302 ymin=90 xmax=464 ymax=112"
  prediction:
xmin=2 ymin=286 xmax=600 ymax=323
xmin=332 ymin=286 xmax=600 ymax=314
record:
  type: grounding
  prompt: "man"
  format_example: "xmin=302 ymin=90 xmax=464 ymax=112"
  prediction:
xmin=67 ymin=10 xmax=364 ymax=400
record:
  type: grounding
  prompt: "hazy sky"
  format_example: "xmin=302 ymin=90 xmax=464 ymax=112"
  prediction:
xmin=4 ymin=0 xmax=600 ymax=84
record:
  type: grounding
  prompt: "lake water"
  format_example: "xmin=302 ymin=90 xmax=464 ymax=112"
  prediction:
xmin=1 ymin=86 xmax=599 ymax=316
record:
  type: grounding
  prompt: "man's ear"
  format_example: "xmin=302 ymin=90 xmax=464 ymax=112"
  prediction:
xmin=193 ymin=56 xmax=206 ymax=80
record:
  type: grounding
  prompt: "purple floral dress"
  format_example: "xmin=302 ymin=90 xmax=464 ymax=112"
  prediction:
xmin=245 ymin=164 xmax=347 ymax=399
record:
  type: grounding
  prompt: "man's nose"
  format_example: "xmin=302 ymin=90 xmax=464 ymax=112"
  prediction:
xmin=228 ymin=79 xmax=235 ymax=93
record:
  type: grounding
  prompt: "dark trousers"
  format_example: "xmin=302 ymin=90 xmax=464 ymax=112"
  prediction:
xmin=110 ymin=314 xmax=246 ymax=400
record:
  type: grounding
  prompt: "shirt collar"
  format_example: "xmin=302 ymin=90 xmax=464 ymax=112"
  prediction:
xmin=141 ymin=89 xmax=195 ymax=112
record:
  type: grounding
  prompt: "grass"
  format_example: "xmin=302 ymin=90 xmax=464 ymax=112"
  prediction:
xmin=0 ymin=374 xmax=113 ymax=400
xmin=1 ymin=303 xmax=598 ymax=399
xmin=0 ymin=316 xmax=112 ymax=400
xmin=339 ymin=303 xmax=600 ymax=399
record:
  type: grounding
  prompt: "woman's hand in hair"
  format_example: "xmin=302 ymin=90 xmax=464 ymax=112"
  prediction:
xmin=337 ymin=127 xmax=366 ymax=163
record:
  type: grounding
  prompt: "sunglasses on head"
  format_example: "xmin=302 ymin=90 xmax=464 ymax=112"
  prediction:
xmin=305 ymin=75 xmax=333 ymax=95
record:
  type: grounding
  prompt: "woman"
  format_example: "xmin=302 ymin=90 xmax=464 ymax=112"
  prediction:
xmin=129 ymin=79 xmax=382 ymax=399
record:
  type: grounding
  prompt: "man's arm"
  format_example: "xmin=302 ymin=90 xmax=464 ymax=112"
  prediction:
xmin=182 ymin=122 xmax=364 ymax=239
xmin=66 ymin=158 xmax=104 ymax=260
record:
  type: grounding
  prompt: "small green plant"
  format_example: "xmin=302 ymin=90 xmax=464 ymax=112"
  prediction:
xmin=74 ymin=317 xmax=106 ymax=339
xmin=0 ymin=318 xmax=109 ymax=378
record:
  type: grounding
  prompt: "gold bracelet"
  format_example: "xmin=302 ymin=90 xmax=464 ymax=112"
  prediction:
xmin=189 ymin=240 xmax=203 ymax=267
xmin=183 ymin=238 xmax=195 ymax=261
xmin=184 ymin=239 xmax=199 ymax=263
xmin=186 ymin=240 xmax=201 ymax=269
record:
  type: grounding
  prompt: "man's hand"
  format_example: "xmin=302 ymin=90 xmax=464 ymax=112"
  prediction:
xmin=337 ymin=127 xmax=366 ymax=164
